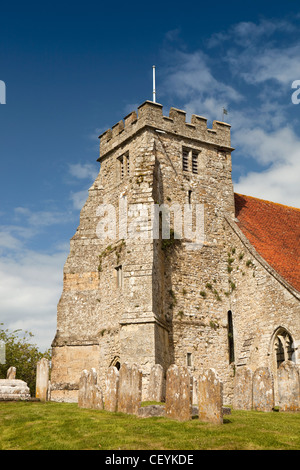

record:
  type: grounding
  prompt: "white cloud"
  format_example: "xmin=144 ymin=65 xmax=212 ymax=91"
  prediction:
xmin=68 ymin=162 xmax=99 ymax=180
xmin=70 ymin=189 xmax=89 ymax=210
xmin=233 ymin=125 xmax=300 ymax=207
xmin=0 ymin=206 xmax=72 ymax=350
xmin=14 ymin=207 xmax=71 ymax=228
xmin=162 ymin=50 xmax=242 ymax=104
xmin=0 ymin=248 xmax=67 ymax=351
xmin=161 ymin=17 xmax=300 ymax=209
xmin=230 ymin=44 xmax=300 ymax=86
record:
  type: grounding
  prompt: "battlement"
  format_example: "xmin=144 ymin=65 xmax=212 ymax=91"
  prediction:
xmin=98 ymin=101 xmax=233 ymax=160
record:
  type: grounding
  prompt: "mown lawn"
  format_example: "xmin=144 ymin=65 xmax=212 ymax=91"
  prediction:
xmin=0 ymin=401 xmax=299 ymax=450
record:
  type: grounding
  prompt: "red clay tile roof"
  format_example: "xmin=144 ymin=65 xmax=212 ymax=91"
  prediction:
xmin=234 ymin=193 xmax=300 ymax=292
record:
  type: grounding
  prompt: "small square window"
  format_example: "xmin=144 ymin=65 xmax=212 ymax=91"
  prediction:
xmin=187 ymin=352 xmax=192 ymax=367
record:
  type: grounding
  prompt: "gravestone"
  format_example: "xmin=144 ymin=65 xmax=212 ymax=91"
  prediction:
xmin=6 ymin=367 xmax=16 ymax=380
xmin=78 ymin=369 xmax=89 ymax=408
xmin=147 ymin=364 xmax=164 ymax=402
xmin=165 ymin=364 xmax=192 ymax=421
xmin=78 ymin=368 xmax=104 ymax=410
xmin=118 ymin=363 xmax=142 ymax=415
xmin=104 ymin=366 xmax=119 ymax=412
xmin=278 ymin=361 xmax=300 ymax=412
xmin=192 ymin=376 xmax=198 ymax=405
xmin=198 ymin=368 xmax=223 ymax=424
xmin=36 ymin=358 xmax=49 ymax=402
xmin=252 ymin=367 xmax=274 ymax=412
xmin=233 ymin=367 xmax=253 ymax=410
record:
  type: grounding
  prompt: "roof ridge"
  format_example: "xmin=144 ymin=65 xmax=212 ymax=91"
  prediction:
xmin=234 ymin=192 xmax=300 ymax=212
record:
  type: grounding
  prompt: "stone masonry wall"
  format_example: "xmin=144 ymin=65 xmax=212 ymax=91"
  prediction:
xmin=51 ymin=100 xmax=299 ymax=403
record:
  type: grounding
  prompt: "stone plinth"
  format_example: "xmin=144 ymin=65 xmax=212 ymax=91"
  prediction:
xmin=0 ymin=379 xmax=30 ymax=401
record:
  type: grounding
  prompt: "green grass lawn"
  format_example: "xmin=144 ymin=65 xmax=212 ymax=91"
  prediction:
xmin=0 ymin=401 xmax=299 ymax=450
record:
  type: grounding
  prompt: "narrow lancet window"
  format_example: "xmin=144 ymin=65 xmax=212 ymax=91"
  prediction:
xmin=227 ymin=310 xmax=235 ymax=364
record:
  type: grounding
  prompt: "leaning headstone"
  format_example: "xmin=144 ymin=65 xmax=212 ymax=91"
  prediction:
xmin=252 ymin=367 xmax=274 ymax=412
xmin=233 ymin=367 xmax=253 ymax=410
xmin=104 ymin=366 xmax=119 ymax=412
xmin=118 ymin=363 xmax=142 ymax=415
xmin=147 ymin=364 xmax=164 ymax=402
xmin=6 ymin=367 xmax=16 ymax=380
xmin=36 ymin=358 xmax=49 ymax=402
xmin=165 ymin=364 xmax=192 ymax=421
xmin=78 ymin=368 xmax=104 ymax=410
xmin=278 ymin=361 xmax=300 ymax=412
xmin=198 ymin=368 xmax=223 ymax=424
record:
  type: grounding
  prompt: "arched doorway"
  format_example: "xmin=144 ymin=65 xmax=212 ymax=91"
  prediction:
xmin=109 ymin=356 xmax=121 ymax=370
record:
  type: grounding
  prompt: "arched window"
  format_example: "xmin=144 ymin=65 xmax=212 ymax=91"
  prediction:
xmin=273 ymin=328 xmax=295 ymax=368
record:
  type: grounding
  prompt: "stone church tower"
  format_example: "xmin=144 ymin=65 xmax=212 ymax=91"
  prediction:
xmin=51 ymin=101 xmax=300 ymax=403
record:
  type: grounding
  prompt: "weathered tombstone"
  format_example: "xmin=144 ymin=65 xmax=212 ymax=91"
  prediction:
xmin=36 ymin=358 xmax=49 ymax=402
xmin=78 ymin=369 xmax=89 ymax=408
xmin=87 ymin=368 xmax=104 ymax=410
xmin=130 ymin=364 xmax=143 ymax=414
xmin=252 ymin=367 xmax=274 ymax=412
xmin=233 ymin=367 xmax=253 ymax=410
xmin=198 ymin=368 xmax=223 ymax=424
xmin=6 ymin=367 xmax=16 ymax=380
xmin=104 ymin=366 xmax=119 ymax=412
xmin=118 ymin=362 xmax=131 ymax=414
xmin=192 ymin=376 xmax=198 ymax=405
xmin=278 ymin=361 xmax=300 ymax=412
xmin=117 ymin=362 xmax=142 ymax=415
xmin=78 ymin=368 xmax=104 ymax=410
xmin=165 ymin=364 xmax=192 ymax=421
xmin=147 ymin=364 xmax=164 ymax=402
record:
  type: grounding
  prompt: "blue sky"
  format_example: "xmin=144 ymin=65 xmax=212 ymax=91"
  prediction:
xmin=1 ymin=0 xmax=300 ymax=351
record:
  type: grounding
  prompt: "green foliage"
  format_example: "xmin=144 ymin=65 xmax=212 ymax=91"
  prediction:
xmin=161 ymin=229 xmax=181 ymax=251
xmin=0 ymin=324 xmax=51 ymax=396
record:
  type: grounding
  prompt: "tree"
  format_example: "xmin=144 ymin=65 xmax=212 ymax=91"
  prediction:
xmin=0 ymin=323 xmax=51 ymax=396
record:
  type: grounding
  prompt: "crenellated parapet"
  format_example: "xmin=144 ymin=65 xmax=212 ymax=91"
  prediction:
xmin=98 ymin=101 xmax=233 ymax=160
